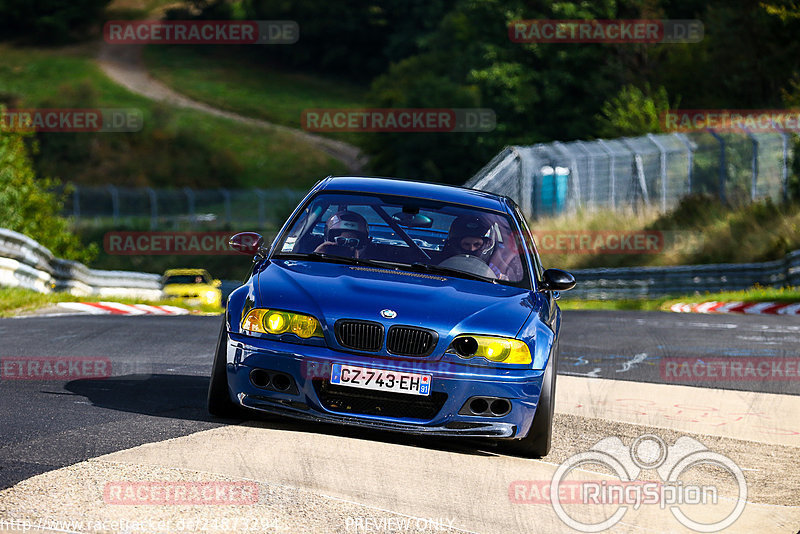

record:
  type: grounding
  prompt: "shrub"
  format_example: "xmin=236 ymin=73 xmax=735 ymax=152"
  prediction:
xmin=0 ymin=120 xmax=97 ymax=263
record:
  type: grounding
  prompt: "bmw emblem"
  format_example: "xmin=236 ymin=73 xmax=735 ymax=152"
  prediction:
xmin=380 ymin=309 xmax=397 ymax=319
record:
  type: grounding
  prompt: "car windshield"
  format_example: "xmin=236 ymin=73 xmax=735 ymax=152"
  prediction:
xmin=273 ymin=192 xmax=530 ymax=287
xmin=164 ymin=274 xmax=209 ymax=285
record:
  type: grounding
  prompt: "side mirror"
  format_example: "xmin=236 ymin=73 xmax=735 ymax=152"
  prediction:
xmin=540 ymin=268 xmax=576 ymax=291
xmin=229 ymin=232 xmax=265 ymax=256
xmin=212 ymin=279 xmax=222 ymax=287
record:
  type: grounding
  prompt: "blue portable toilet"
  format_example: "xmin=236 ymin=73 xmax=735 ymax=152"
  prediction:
xmin=539 ymin=165 xmax=569 ymax=216
xmin=539 ymin=166 xmax=556 ymax=216
xmin=554 ymin=166 xmax=569 ymax=214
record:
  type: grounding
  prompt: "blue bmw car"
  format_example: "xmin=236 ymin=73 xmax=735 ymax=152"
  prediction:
xmin=208 ymin=176 xmax=575 ymax=457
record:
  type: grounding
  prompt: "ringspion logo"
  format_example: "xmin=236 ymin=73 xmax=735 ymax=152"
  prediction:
xmin=510 ymin=480 xmax=663 ymax=504
xmin=514 ymin=434 xmax=746 ymax=532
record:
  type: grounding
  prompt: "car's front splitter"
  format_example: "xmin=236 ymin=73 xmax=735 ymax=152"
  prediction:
xmin=225 ymin=333 xmax=546 ymax=439
xmin=238 ymin=393 xmax=518 ymax=437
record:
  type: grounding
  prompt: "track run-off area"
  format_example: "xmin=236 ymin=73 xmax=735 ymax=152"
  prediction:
xmin=0 ymin=311 xmax=798 ymax=533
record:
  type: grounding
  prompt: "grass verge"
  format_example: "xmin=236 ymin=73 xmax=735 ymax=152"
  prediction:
xmin=0 ymin=286 xmax=222 ymax=317
xmin=536 ymin=195 xmax=800 ymax=270
xmin=0 ymin=43 xmax=345 ymax=189
xmin=559 ymin=285 xmax=800 ymax=311
xmin=142 ymin=45 xmax=368 ymax=143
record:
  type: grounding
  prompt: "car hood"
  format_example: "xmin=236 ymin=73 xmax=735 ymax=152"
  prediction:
xmin=255 ymin=260 xmax=535 ymax=338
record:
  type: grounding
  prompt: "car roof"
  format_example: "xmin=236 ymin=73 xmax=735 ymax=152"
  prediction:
xmin=163 ymin=269 xmax=210 ymax=276
xmin=317 ymin=176 xmax=510 ymax=213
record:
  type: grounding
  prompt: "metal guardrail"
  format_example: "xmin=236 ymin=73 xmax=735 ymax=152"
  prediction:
xmin=2 ymin=227 xmax=797 ymax=302
xmin=63 ymin=185 xmax=306 ymax=230
xmin=565 ymin=250 xmax=800 ymax=299
xmin=0 ymin=228 xmax=163 ymax=299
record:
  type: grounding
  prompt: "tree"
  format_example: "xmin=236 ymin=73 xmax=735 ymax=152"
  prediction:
xmin=365 ymin=53 xmax=493 ymax=183
xmin=363 ymin=0 xmax=628 ymax=180
xmin=0 ymin=0 xmax=111 ymax=44
xmin=0 ymin=119 xmax=96 ymax=263
xmin=781 ymin=76 xmax=800 ymax=201
xmin=242 ymin=0 xmax=398 ymax=81
xmin=596 ymin=84 xmax=674 ymax=137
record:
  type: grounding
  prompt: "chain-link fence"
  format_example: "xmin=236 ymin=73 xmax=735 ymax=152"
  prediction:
xmin=62 ymin=186 xmax=307 ymax=230
xmin=466 ymin=131 xmax=793 ymax=219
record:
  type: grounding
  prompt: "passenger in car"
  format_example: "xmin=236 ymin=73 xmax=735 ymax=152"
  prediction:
xmin=488 ymin=240 xmax=524 ymax=282
xmin=485 ymin=219 xmax=525 ymax=282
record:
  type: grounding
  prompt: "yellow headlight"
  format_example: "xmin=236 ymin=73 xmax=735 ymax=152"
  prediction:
xmin=265 ymin=311 xmax=290 ymax=334
xmin=242 ymin=309 xmax=267 ymax=332
xmin=483 ymin=340 xmax=510 ymax=361
xmin=450 ymin=335 xmax=531 ymax=365
xmin=241 ymin=309 xmax=323 ymax=339
xmin=291 ymin=315 xmax=320 ymax=338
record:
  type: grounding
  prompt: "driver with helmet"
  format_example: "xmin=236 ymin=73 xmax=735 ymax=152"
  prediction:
xmin=442 ymin=215 xmax=495 ymax=262
xmin=314 ymin=210 xmax=371 ymax=258
xmin=441 ymin=214 xmax=514 ymax=280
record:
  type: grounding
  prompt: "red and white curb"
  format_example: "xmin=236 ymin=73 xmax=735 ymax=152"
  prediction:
xmin=670 ymin=301 xmax=800 ymax=315
xmin=57 ymin=302 xmax=190 ymax=316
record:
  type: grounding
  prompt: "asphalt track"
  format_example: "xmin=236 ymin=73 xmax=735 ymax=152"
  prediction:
xmin=559 ymin=310 xmax=800 ymax=395
xmin=0 ymin=312 xmax=798 ymax=533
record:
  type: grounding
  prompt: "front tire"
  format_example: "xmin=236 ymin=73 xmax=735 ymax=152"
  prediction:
xmin=207 ymin=321 xmax=242 ymax=417
xmin=510 ymin=341 xmax=558 ymax=458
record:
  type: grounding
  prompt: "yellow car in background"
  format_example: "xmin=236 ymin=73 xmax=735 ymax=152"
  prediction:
xmin=161 ymin=269 xmax=222 ymax=307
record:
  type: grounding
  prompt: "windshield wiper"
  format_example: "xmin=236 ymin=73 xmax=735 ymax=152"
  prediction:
xmin=272 ymin=252 xmax=396 ymax=269
xmin=408 ymin=262 xmax=497 ymax=284
xmin=274 ymin=253 xmax=497 ymax=283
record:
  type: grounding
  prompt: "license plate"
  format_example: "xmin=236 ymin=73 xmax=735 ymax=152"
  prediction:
xmin=330 ymin=363 xmax=431 ymax=396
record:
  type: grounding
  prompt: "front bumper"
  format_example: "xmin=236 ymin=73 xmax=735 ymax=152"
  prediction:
xmin=225 ymin=332 xmax=546 ymax=439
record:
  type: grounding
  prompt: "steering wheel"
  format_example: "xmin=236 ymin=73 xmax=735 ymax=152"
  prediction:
xmin=438 ymin=254 xmax=496 ymax=279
